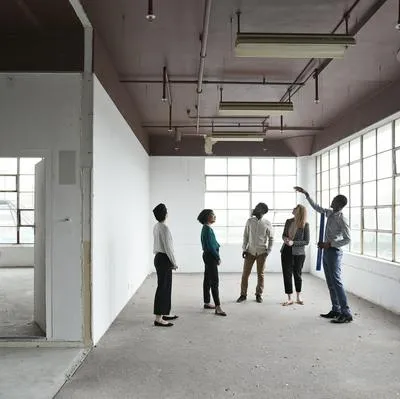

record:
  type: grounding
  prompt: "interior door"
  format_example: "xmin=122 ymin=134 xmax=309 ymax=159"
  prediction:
xmin=34 ymin=159 xmax=46 ymax=333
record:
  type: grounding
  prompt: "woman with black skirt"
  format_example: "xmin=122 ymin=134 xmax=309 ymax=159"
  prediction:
xmin=197 ymin=209 xmax=227 ymax=316
xmin=152 ymin=203 xmax=178 ymax=327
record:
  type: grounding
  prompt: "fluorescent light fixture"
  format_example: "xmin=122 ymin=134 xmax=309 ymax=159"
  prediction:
xmin=235 ymin=33 xmax=356 ymax=58
xmin=211 ymin=133 xmax=265 ymax=142
xmin=219 ymin=101 xmax=293 ymax=117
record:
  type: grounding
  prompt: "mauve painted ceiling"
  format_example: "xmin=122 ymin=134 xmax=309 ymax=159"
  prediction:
xmin=0 ymin=0 xmax=83 ymax=71
xmin=80 ymin=0 xmax=400 ymax=155
xmin=2 ymin=0 xmax=400 ymax=154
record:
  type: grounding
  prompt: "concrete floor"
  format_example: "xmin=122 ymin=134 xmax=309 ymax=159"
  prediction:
xmin=57 ymin=273 xmax=400 ymax=399
xmin=0 ymin=347 xmax=85 ymax=399
xmin=0 ymin=268 xmax=44 ymax=337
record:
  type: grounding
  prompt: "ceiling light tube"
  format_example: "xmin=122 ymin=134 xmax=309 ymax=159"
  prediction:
xmin=219 ymin=101 xmax=294 ymax=117
xmin=235 ymin=33 xmax=356 ymax=58
xmin=211 ymin=133 xmax=265 ymax=142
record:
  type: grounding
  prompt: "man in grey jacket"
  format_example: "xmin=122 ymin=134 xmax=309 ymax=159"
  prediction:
xmin=294 ymin=186 xmax=352 ymax=324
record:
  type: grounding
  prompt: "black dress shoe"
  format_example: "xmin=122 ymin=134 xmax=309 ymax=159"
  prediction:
xmin=215 ymin=310 xmax=227 ymax=316
xmin=154 ymin=321 xmax=174 ymax=327
xmin=331 ymin=314 xmax=353 ymax=324
xmin=162 ymin=315 xmax=178 ymax=321
xmin=236 ymin=295 xmax=247 ymax=303
xmin=320 ymin=310 xmax=340 ymax=319
xmin=256 ymin=295 xmax=263 ymax=303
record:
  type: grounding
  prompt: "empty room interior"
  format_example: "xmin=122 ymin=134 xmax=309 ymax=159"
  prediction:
xmin=1 ymin=0 xmax=400 ymax=398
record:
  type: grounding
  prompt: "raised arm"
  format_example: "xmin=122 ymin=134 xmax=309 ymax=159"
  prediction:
xmin=294 ymin=186 xmax=328 ymax=215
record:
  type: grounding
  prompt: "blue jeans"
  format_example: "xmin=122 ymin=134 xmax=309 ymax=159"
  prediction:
xmin=322 ymin=248 xmax=351 ymax=316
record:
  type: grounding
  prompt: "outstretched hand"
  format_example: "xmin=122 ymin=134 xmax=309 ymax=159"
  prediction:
xmin=294 ymin=186 xmax=308 ymax=196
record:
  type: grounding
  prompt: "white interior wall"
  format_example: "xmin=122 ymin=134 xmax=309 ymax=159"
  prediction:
xmin=92 ymin=76 xmax=150 ymax=345
xmin=0 ymin=73 xmax=84 ymax=341
xmin=150 ymin=157 xmax=311 ymax=275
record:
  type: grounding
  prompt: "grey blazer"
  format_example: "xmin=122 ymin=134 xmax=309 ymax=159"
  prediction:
xmin=280 ymin=218 xmax=310 ymax=256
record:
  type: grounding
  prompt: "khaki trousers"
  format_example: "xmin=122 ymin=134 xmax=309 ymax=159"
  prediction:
xmin=240 ymin=253 xmax=267 ymax=296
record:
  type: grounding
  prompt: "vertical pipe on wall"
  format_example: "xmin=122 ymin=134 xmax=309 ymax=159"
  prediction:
xmin=196 ymin=0 xmax=212 ymax=134
xmin=69 ymin=0 xmax=93 ymax=346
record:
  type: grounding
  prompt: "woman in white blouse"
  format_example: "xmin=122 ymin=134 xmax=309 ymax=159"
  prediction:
xmin=152 ymin=203 xmax=178 ymax=327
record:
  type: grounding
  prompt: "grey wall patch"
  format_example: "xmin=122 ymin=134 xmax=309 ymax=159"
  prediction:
xmin=59 ymin=151 xmax=76 ymax=185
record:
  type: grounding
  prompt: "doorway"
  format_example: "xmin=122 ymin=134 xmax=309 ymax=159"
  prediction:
xmin=0 ymin=157 xmax=47 ymax=339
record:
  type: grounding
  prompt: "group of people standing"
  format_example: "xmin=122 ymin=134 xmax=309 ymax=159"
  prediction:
xmin=151 ymin=186 xmax=352 ymax=327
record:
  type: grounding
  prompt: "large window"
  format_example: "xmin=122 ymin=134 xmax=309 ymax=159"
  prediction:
xmin=205 ymin=158 xmax=297 ymax=244
xmin=316 ymin=117 xmax=400 ymax=263
xmin=0 ymin=157 xmax=42 ymax=244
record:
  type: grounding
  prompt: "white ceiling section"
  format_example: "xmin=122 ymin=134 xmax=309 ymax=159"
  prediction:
xmin=81 ymin=0 xmax=400 ymax=155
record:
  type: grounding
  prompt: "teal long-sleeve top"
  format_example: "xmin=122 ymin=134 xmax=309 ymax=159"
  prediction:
xmin=201 ymin=224 xmax=220 ymax=261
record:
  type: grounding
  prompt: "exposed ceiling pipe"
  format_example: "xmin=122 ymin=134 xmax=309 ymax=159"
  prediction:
xmin=120 ymin=78 xmax=303 ymax=86
xmin=281 ymin=0 xmax=387 ymax=102
xmin=314 ymin=69 xmax=319 ymax=104
xmin=196 ymin=0 xmax=212 ymax=134
xmin=280 ymin=0 xmax=360 ymax=102
xmin=142 ymin=123 xmax=323 ymax=131
xmin=162 ymin=66 xmax=173 ymax=105
xmin=146 ymin=0 xmax=156 ymax=21
xmin=397 ymin=0 xmax=400 ymax=29
xmin=187 ymin=114 xmax=273 ymax=120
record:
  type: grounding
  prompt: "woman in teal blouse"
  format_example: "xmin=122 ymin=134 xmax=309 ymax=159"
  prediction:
xmin=197 ymin=209 xmax=227 ymax=316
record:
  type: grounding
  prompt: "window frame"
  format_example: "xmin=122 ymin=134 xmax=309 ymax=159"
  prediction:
xmin=205 ymin=157 xmax=297 ymax=244
xmin=0 ymin=157 xmax=38 ymax=245
xmin=315 ymin=118 xmax=399 ymax=263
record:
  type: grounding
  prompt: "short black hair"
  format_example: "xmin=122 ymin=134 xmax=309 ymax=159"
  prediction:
xmin=252 ymin=202 xmax=269 ymax=216
xmin=197 ymin=209 xmax=213 ymax=225
xmin=153 ymin=203 xmax=167 ymax=222
xmin=334 ymin=194 xmax=348 ymax=209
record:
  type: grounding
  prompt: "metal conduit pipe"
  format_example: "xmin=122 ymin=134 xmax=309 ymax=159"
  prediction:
xmin=281 ymin=0 xmax=387 ymax=102
xmin=142 ymin=123 xmax=323 ymax=131
xmin=120 ymin=78 xmax=304 ymax=86
xmin=196 ymin=0 xmax=212 ymax=133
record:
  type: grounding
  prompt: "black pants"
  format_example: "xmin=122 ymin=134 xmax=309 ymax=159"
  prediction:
xmin=202 ymin=252 xmax=220 ymax=306
xmin=281 ymin=245 xmax=305 ymax=294
xmin=153 ymin=253 xmax=173 ymax=315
